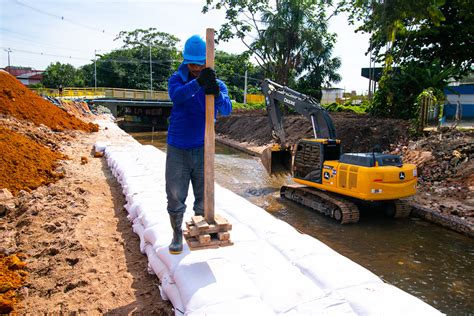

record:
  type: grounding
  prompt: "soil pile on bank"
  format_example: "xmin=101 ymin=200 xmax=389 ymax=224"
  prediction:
xmin=0 ymin=126 xmax=66 ymax=195
xmin=0 ymin=71 xmax=98 ymax=132
xmin=396 ymin=128 xmax=473 ymax=201
xmin=58 ymin=100 xmax=94 ymax=119
xmin=216 ymin=112 xmax=410 ymax=153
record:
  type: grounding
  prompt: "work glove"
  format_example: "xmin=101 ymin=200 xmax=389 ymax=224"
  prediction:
xmin=196 ymin=68 xmax=216 ymax=87
xmin=205 ymin=81 xmax=220 ymax=97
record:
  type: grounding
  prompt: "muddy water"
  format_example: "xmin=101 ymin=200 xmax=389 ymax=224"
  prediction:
xmin=129 ymin=130 xmax=473 ymax=315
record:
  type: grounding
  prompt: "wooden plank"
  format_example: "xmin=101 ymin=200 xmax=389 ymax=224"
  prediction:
xmin=186 ymin=223 xmax=231 ymax=237
xmin=192 ymin=216 xmax=209 ymax=231
xmin=214 ymin=214 xmax=229 ymax=228
xmin=198 ymin=234 xmax=211 ymax=244
xmin=204 ymin=28 xmax=215 ymax=225
xmin=217 ymin=232 xmax=230 ymax=241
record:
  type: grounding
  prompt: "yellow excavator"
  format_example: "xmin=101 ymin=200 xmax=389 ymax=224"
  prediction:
xmin=261 ymin=79 xmax=417 ymax=223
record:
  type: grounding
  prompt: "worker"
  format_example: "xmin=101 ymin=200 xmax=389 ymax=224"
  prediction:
xmin=166 ymin=34 xmax=232 ymax=254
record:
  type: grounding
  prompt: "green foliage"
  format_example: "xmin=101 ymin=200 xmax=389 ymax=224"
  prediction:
xmin=324 ymin=101 xmax=369 ymax=114
xmin=28 ymin=83 xmax=44 ymax=89
xmin=80 ymin=28 xmax=180 ymax=90
xmin=215 ymin=51 xmax=264 ymax=102
xmin=370 ymin=61 xmax=456 ymax=119
xmin=232 ymin=101 xmax=266 ymax=111
xmin=42 ymin=62 xmax=85 ymax=88
xmin=203 ymin=0 xmax=341 ymax=95
xmin=342 ymin=0 xmax=473 ymax=119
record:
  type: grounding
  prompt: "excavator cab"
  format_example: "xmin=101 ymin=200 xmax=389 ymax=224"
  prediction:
xmin=261 ymin=144 xmax=292 ymax=175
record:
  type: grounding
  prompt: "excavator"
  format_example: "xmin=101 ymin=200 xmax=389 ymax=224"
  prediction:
xmin=260 ymin=79 xmax=417 ymax=223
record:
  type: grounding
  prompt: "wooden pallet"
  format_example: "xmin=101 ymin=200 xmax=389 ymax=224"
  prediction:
xmin=183 ymin=214 xmax=233 ymax=250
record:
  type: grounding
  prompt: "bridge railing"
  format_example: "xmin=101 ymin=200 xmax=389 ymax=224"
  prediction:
xmin=104 ymin=88 xmax=169 ymax=101
xmin=30 ymin=87 xmax=170 ymax=100
xmin=31 ymin=87 xmax=106 ymax=97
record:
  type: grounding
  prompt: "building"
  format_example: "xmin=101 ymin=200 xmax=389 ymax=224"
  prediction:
xmin=321 ymin=88 xmax=344 ymax=104
xmin=444 ymin=84 xmax=474 ymax=120
xmin=2 ymin=66 xmax=44 ymax=86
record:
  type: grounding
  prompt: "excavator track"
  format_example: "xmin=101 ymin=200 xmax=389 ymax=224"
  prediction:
xmin=393 ymin=199 xmax=412 ymax=218
xmin=280 ymin=185 xmax=360 ymax=224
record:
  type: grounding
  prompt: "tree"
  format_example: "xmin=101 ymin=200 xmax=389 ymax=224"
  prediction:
xmin=203 ymin=0 xmax=341 ymax=96
xmin=42 ymin=62 xmax=84 ymax=88
xmin=345 ymin=0 xmax=472 ymax=76
xmin=342 ymin=0 xmax=473 ymax=118
xmin=215 ymin=50 xmax=264 ymax=101
xmin=80 ymin=28 xmax=180 ymax=90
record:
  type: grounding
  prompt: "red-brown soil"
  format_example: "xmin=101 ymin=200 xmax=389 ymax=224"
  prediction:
xmin=0 ymin=126 xmax=67 ymax=196
xmin=0 ymin=71 xmax=97 ymax=132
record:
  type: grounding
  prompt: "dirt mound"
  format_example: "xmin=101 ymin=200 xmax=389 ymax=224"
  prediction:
xmin=0 ymin=71 xmax=98 ymax=132
xmin=216 ymin=112 xmax=411 ymax=153
xmin=58 ymin=99 xmax=94 ymax=120
xmin=0 ymin=126 xmax=66 ymax=195
xmin=396 ymin=128 xmax=474 ymax=201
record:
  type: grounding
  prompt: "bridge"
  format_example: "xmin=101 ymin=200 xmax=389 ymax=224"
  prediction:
xmin=32 ymin=87 xmax=173 ymax=130
xmin=32 ymin=87 xmax=265 ymax=130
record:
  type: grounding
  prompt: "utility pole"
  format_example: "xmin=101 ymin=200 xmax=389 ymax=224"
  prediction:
xmin=94 ymin=49 xmax=101 ymax=91
xmin=149 ymin=43 xmax=153 ymax=92
xmin=243 ymin=69 xmax=248 ymax=105
xmin=4 ymin=48 xmax=12 ymax=73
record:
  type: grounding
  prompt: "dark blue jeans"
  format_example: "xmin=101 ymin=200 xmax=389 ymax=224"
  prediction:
xmin=165 ymin=144 xmax=204 ymax=216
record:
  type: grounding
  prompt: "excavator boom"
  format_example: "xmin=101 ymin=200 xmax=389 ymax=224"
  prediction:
xmin=260 ymin=79 xmax=336 ymax=175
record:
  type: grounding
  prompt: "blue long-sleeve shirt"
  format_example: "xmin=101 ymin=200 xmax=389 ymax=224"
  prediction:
xmin=167 ymin=63 xmax=232 ymax=149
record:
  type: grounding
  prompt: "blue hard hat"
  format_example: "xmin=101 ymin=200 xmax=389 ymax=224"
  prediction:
xmin=182 ymin=35 xmax=206 ymax=65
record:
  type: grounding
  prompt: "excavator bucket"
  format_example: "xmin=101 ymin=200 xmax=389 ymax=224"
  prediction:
xmin=261 ymin=145 xmax=292 ymax=175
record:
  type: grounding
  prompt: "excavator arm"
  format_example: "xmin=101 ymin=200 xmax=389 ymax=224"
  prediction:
xmin=261 ymin=79 xmax=337 ymax=146
xmin=260 ymin=79 xmax=337 ymax=174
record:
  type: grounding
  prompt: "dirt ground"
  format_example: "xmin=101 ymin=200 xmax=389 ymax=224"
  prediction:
xmin=216 ymin=111 xmax=474 ymax=229
xmin=0 ymin=117 xmax=173 ymax=314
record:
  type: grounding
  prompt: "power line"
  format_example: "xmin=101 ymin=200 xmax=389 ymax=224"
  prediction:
xmin=0 ymin=28 xmax=92 ymax=54
xmin=12 ymin=0 xmax=115 ymax=37
xmin=0 ymin=46 xmax=181 ymax=66
xmin=10 ymin=1 xmax=182 ymax=52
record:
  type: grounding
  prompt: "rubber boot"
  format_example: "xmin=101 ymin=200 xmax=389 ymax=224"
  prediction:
xmin=168 ymin=213 xmax=183 ymax=255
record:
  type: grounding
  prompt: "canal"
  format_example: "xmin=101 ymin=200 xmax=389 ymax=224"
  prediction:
xmin=128 ymin=129 xmax=474 ymax=315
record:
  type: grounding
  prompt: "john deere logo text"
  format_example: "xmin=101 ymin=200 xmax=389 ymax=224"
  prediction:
xmin=284 ymin=98 xmax=296 ymax=106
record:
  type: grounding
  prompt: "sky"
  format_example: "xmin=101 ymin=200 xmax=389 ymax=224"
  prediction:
xmin=0 ymin=0 xmax=372 ymax=94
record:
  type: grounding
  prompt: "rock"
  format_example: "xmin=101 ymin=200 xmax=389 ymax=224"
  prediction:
xmin=0 ymin=202 xmax=15 ymax=216
xmin=0 ymin=188 xmax=13 ymax=201
xmin=81 ymin=156 xmax=89 ymax=164
xmin=32 ymin=192 xmax=44 ymax=199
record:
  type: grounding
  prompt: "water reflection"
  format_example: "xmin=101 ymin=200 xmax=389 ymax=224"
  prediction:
xmin=127 ymin=129 xmax=474 ymax=315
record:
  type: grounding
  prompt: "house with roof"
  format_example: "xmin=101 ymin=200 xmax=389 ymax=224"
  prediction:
xmin=2 ymin=66 xmax=44 ymax=86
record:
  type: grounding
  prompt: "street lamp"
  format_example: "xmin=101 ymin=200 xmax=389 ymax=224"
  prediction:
xmin=4 ymin=48 xmax=12 ymax=73
xmin=149 ymin=43 xmax=153 ymax=93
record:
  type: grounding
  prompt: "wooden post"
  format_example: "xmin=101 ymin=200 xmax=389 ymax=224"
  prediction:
xmin=204 ymin=28 xmax=215 ymax=224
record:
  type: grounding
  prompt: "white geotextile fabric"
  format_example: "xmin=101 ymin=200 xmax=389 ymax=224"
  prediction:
xmin=97 ymin=120 xmax=442 ymax=315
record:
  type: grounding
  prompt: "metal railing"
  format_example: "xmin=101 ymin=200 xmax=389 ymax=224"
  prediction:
xmin=31 ymin=87 xmax=106 ymax=98
xmin=104 ymin=88 xmax=169 ymax=101
xmin=30 ymin=87 xmax=170 ymax=100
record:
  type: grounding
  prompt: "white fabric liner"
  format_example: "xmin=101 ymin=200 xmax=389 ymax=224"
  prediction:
xmin=96 ymin=120 xmax=442 ymax=315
